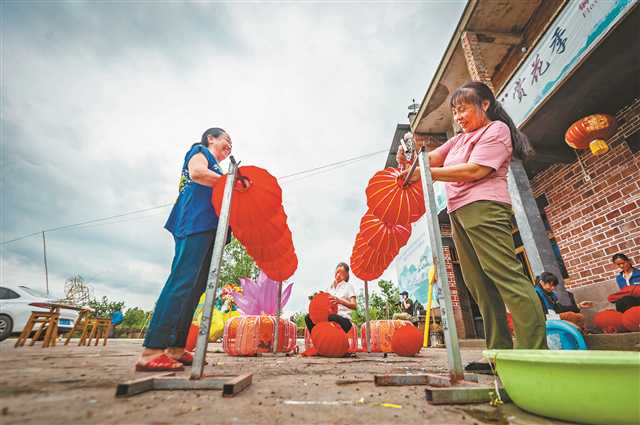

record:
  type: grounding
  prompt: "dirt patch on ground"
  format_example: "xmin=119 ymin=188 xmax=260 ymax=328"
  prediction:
xmin=0 ymin=339 xmax=572 ymax=425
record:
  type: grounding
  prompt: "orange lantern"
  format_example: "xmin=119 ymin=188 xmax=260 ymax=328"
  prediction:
xmin=222 ymin=315 xmax=297 ymax=356
xmin=259 ymin=250 xmax=298 ymax=282
xmin=365 ymin=168 xmax=425 ymax=226
xmin=310 ymin=322 xmax=349 ymax=357
xmin=358 ymin=212 xmax=411 ymax=254
xmin=622 ymin=306 xmax=640 ymax=333
xmin=212 ymin=165 xmax=283 ymax=229
xmin=360 ymin=320 xmax=412 ymax=352
xmin=565 ymin=114 xmax=618 ymax=155
xmin=391 ymin=323 xmax=423 ymax=356
xmin=305 ymin=325 xmax=359 ymax=353
xmin=593 ymin=309 xmax=625 ymax=334
xmin=308 ymin=292 xmax=338 ymax=324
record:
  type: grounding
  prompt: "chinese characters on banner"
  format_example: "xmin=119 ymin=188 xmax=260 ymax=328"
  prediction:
xmin=498 ymin=0 xmax=636 ymax=126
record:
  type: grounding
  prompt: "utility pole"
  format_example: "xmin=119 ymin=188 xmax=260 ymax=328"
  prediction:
xmin=42 ymin=231 xmax=49 ymax=296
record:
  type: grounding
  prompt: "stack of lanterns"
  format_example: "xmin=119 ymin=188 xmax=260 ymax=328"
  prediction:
xmin=212 ymin=165 xmax=297 ymax=282
xmin=305 ymin=292 xmax=349 ymax=357
xmin=350 ymin=167 xmax=425 ymax=281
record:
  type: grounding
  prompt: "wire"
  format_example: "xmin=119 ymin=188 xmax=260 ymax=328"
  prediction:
xmin=1 ymin=148 xmax=388 ymax=244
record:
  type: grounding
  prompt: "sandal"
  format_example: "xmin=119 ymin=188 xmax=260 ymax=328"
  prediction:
xmin=135 ymin=353 xmax=185 ymax=372
xmin=173 ymin=351 xmax=208 ymax=366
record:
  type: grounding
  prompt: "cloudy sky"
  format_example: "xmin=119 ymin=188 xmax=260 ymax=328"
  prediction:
xmin=1 ymin=1 xmax=465 ymax=313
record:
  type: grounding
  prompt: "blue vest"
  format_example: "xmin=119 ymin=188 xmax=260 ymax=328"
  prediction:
xmin=164 ymin=145 xmax=223 ymax=238
xmin=616 ymin=267 xmax=640 ymax=289
xmin=535 ymin=284 xmax=557 ymax=314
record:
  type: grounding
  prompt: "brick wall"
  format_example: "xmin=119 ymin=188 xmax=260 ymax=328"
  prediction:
xmin=531 ymin=98 xmax=640 ymax=289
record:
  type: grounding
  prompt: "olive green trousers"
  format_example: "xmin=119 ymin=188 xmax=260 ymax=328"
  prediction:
xmin=450 ymin=200 xmax=547 ymax=349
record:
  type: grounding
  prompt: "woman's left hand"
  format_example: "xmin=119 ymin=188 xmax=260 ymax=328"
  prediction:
xmin=398 ymin=167 xmax=420 ymax=184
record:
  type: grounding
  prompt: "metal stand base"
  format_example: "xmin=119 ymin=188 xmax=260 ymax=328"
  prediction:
xmin=116 ymin=372 xmax=253 ymax=398
xmin=374 ymin=372 xmax=508 ymax=405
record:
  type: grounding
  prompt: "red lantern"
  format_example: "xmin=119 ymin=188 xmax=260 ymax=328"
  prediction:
xmin=358 ymin=212 xmax=411 ymax=255
xmin=259 ymin=250 xmax=298 ymax=282
xmin=308 ymin=292 xmax=338 ymax=324
xmin=622 ymin=306 xmax=640 ymax=332
xmin=391 ymin=324 xmax=423 ymax=356
xmin=593 ymin=309 xmax=625 ymax=333
xmin=231 ymin=209 xmax=289 ymax=253
xmin=212 ymin=165 xmax=283 ymax=229
xmin=310 ymin=322 xmax=349 ymax=357
xmin=360 ymin=320 xmax=412 ymax=352
xmin=565 ymin=114 xmax=618 ymax=155
xmin=365 ymin=168 xmax=425 ymax=226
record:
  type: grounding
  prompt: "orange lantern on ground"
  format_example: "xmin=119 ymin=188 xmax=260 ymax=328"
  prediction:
xmin=310 ymin=322 xmax=349 ymax=357
xmin=304 ymin=325 xmax=359 ymax=353
xmin=621 ymin=306 xmax=640 ymax=332
xmin=391 ymin=323 xmax=423 ymax=356
xmin=365 ymin=168 xmax=425 ymax=226
xmin=565 ymin=114 xmax=618 ymax=155
xmin=593 ymin=309 xmax=625 ymax=334
xmin=222 ymin=315 xmax=297 ymax=356
xmin=360 ymin=320 xmax=412 ymax=353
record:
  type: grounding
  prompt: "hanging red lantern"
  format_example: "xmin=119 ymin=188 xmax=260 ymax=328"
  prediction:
xmin=212 ymin=165 xmax=283 ymax=229
xmin=308 ymin=292 xmax=338 ymax=324
xmin=310 ymin=322 xmax=349 ymax=357
xmin=365 ymin=168 xmax=425 ymax=226
xmin=244 ymin=226 xmax=293 ymax=263
xmin=565 ymin=114 xmax=618 ymax=155
xmin=622 ymin=306 xmax=640 ymax=332
xmin=258 ymin=250 xmax=298 ymax=282
xmin=391 ymin=323 xmax=423 ymax=356
xmin=358 ymin=212 xmax=411 ymax=254
xmin=350 ymin=231 xmax=394 ymax=280
xmin=593 ymin=309 xmax=625 ymax=333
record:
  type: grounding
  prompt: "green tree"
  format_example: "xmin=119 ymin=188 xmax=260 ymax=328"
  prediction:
xmin=219 ymin=237 xmax=260 ymax=285
xmin=87 ymin=296 xmax=125 ymax=318
xmin=350 ymin=279 xmax=402 ymax=326
xmin=121 ymin=307 xmax=150 ymax=330
xmin=290 ymin=312 xmax=307 ymax=331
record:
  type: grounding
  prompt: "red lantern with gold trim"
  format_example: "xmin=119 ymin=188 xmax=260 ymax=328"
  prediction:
xmin=565 ymin=114 xmax=618 ymax=156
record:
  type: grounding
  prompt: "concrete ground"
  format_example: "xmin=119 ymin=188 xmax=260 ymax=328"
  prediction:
xmin=0 ymin=338 xmax=574 ymax=425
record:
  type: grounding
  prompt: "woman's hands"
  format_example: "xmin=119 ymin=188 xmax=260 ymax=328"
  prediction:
xmin=578 ymin=301 xmax=594 ymax=309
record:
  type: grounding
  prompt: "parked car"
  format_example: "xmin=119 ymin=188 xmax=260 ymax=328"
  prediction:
xmin=0 ymin=285 xmax=79 ymax=342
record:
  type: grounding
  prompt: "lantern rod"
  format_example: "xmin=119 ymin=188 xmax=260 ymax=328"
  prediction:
xmin=273 ymin=281 xmax=283 ymax=354
xmin=190 ymin=158 xmax=238 ymax=380
xmin=364 ymin=280 xmax=372 ymax=353
xmin=574 ymin=150 xmax=592 ymax=182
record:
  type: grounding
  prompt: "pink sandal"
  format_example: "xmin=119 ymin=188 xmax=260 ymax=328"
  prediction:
xmin=135 ymin=354 xmax=184 ymax=372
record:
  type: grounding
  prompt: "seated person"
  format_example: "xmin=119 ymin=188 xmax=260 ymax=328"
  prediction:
xmin=393 ymin=291 xmax=414 ymax=321
xmin=610 ymin=253 xmax=640 ymax=312
xmin=534 ymin=272 xmax=592 ymax=329
xmin=305 ymin=262 xmax=356 ymax=333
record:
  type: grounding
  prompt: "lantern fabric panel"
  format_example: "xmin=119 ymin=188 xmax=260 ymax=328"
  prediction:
xmin=360 ymin=319 xmax=413 ymax=353
xmin=222 ymin=315 xmax=297 ymax=356
xmin=365 ymin=168 xmax=425 ymax=226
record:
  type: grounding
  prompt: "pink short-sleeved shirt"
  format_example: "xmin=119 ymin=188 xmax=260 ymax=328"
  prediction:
xmin=433 ymin=121 xmax=512 ymax=213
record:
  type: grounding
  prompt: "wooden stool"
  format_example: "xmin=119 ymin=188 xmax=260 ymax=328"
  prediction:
xmin=64 ymin=309 xmax=93 ymax=346
xmin=81 ymin=318 xmax=111 ymax=346
xmin=15 ymin=311 xmax=60 ymax=348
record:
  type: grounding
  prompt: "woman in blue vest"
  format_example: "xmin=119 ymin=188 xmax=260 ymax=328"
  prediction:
xmin=136 ymin=127 xmax=232 ymax=371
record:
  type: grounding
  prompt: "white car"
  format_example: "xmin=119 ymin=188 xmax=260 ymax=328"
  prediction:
xmin=0 ymin=285 xmax=79 ymax=342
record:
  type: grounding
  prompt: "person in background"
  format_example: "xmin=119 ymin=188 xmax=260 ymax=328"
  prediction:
xmin=610 ymin=253 xmax=640 ymax=312
xmin=534 ymin=272 xmax=592 ymax=329
xmin=612 ymin=253 xmax=640 ymax=288
xmin=110 ymin=307 xmax=124 ymax=338
xmin=393 ymin=291 xmax=414 ymax=321
xmin=305 ymin=262 xmax=357 ymax=333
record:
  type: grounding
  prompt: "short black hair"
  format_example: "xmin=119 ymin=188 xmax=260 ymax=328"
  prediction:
xmin=612 ymin=253 xmax=631 ymax=263
xmin=200 ymin=127 xmax=226 ymax=147
xmin=400 ymin=291 xmax=409 ymax=297
xmin=539 ymin=272 xmax=559 ymax=286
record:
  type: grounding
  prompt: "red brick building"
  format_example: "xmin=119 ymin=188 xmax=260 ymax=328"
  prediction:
xmin=387 ymin=0 xmax=639 ymax=339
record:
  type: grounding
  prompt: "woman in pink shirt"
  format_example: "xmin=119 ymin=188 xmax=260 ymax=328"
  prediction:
xmin=400 ymin=81 xmax=547 ymax=373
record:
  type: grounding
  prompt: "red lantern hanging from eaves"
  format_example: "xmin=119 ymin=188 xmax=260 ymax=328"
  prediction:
xmin=565 ymin=114 xmax=618 ymax=156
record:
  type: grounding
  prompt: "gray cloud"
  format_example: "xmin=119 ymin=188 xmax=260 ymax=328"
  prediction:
xmin=1 ymin=1 xmax=465 ymax=312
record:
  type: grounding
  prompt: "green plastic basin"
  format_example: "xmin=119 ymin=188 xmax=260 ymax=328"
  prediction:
xmin=483 ymin=350 xmax=640 ymax=425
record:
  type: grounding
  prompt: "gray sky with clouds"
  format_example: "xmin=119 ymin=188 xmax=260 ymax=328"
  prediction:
xmin=1 ymin=1 xmax=465 ymax=314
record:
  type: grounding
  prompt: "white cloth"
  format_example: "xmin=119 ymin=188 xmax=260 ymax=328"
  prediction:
xmin=328 ymin=280 xmax=357 ymax=319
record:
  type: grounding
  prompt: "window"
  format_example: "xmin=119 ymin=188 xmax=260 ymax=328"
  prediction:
xmin=18 ymin=286 xmax=48 ymax=298
xmin=0 ymin=287 xmax=20 ymax=300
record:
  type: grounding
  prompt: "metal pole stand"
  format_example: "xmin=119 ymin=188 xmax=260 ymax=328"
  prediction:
xmin=374 ymin=146 xmax=507 ymax=404
xmin=116 ymin=156 xmax=253 ymax=398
